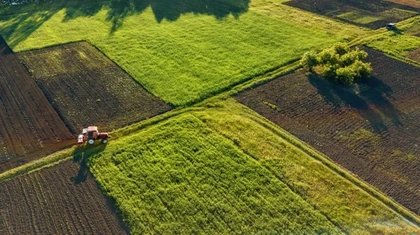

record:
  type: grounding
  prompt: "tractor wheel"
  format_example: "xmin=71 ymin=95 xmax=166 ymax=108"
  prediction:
xmin=88 ymin=139 xmax=95 ymax=145
xmin=102 ymin=139 xmax=108 ymax=144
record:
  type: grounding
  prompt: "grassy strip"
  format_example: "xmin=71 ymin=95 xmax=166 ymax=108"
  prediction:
xmin=353 ymin=16 xmax=420 ymax=67
xmin=0 ymin=147 xmax=75 ymax=182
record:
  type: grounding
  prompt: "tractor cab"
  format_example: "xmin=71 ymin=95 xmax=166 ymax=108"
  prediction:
xmin=86 ymin=126 xmax=98 ymax=139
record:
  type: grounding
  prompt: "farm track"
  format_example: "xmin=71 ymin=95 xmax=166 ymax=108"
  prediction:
xmin=0 ymin=36 xmax=74 ymax=173
xmin=0 ymin=159 xmax=128 ymax=234
xmin=18 ymin=41 xmax=172 ymax=134
xmin=236 ymin=47 xmax=420 ymax=215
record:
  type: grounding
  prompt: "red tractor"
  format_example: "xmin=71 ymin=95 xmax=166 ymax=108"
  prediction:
xmin=77 ymin=126 xmax=109 ymax=145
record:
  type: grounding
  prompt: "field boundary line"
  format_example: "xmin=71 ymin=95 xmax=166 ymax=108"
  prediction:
xmin=241 ymin=108 xmax=420 ymax=227
xmin=0 ymin=147 xmax=75 ymax=182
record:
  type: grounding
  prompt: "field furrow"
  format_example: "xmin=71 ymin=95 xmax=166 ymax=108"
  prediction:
xmin=0 ymin=36 xmax=74 ymax=172
xmin=0 ymin=160 xmax=128 ymax=234
xmin=19 ymin=41 xmax=172 ymax=135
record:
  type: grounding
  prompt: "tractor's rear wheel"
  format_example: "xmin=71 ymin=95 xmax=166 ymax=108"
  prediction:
xmin=102 ymin=139 xmax=108 ymax=144
xmin=88 ymin=139 xmax=95 ymax=145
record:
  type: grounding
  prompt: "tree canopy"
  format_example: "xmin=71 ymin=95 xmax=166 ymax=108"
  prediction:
xmin=300 ymin=43 xmax=372 ymax=85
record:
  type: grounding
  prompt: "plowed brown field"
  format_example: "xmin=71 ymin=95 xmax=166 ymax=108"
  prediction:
xmin=19 ymin=41 xmax=172 ymax=135
xmin=236 ymin=47 xmax=420 ymax=214
xmin=0 ymin=36 xmax=73 ymax=173
xmin=284 ymin=0 xmax=419 ymax=29
xmin=0 ymin=159 xmax=128 ymax=234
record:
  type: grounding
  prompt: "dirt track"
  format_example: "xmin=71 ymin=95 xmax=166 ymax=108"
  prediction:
xmin=0 ymin=159 xmax=128 ymax=234
xmin=236 ymin=47 xmax=420 ymax=214
xmin=19 ymin=42 xmax=172 ymax=135
xmin=0 ymin=36 xmax=74 ymax=173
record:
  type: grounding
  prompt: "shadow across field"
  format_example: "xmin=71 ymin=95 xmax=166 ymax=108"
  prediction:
xmin=308 ymin=75 xmax=403 ymax=133
xmin=72 ymin=143 xmax=107 ymax=184
xmin=0 ymin=0 xmax=250 ymax=44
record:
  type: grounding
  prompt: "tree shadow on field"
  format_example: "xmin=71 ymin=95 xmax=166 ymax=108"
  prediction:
xmin=308 ymin=74 xmax=403 ymax=133
xmin=71 ymin=143 xmax=107 ymax=184
xmin=0 ymin=10 xmax=58 ymax=48
xmin=1 ymin=0 xmax=250 ymax=41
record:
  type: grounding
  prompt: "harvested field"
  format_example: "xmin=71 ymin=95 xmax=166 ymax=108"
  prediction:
xmin=236 ymin=47 xmax=420 ymax=214
xmin=284 ymin=0 xmax=419 ymax=29
xmin=19 ymin=42 xmax=172 ymax=134
xmin=0 ymin=159 xmax=128 ymax=234
xmin=0 ymin=36 xmax=73 ymax=173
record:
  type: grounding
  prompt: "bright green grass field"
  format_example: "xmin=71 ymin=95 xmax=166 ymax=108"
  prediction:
xmin=0 ymin=1 xmax=339 ymax=105
xmin=87 ymin=99 xmax=418 ymax=234
xmin=89 ymin=113 xmax=340 ymax=234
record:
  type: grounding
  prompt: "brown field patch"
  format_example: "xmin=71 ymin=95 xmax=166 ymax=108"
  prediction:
xmin=236 ymin=47 xmax=420 ymax=214
xmin=284 ymin=0 xmax=419 ymax=29
xmin=18 ymin=41 xmax=172 ymax=135
xmin=386 ymin=0 xmax=420 ymax=8
xmin=0 ymin=36 xmax=74 ymax=173
xmin=0 ymin=158 xmax=128 ymax=234
xmin=408 ymin=47 xmax=420 ymax=62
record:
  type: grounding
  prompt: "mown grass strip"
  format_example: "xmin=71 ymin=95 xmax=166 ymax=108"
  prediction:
xmin=0 ymin=147 xmax=75 ymax=182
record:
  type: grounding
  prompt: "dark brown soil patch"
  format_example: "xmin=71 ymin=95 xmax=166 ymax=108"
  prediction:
xmin=236 ymin=47 xmax=420 ymax=214
xmin=0 ymin=36 xmax=74 ymax=173
xmin=18 ymin=41 xmax=172 ymax=135
xmin=284 ymin=0 xmax=419 ymax=29
xmin=0 ymin=159 xmax=128 ymax=234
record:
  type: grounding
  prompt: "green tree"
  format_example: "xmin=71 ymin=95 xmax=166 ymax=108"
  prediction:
xmin=300 ymin=43 xmax=372 ymax=85
xmin=300 ymin=51 xmax=318 ymax=72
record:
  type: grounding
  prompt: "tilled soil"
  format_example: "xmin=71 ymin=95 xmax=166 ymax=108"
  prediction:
xmin=0 ymin=159 xmax=128 ymax=234
xmin=18 ymin=41 xmax=172 ymax=135
xmin=236 ymin=47 xmax=420 ymax=214
xmin=0 ymin=36 xmax=74 ymax=173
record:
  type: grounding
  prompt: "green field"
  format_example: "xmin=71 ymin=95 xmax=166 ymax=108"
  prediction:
xmin=87 ymin=99 xmax=418 ymax=234
xmin=0 ymin=0 xmax=341 ymax=105
xmin=1 ymin=0 xmax=420 ymax=234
